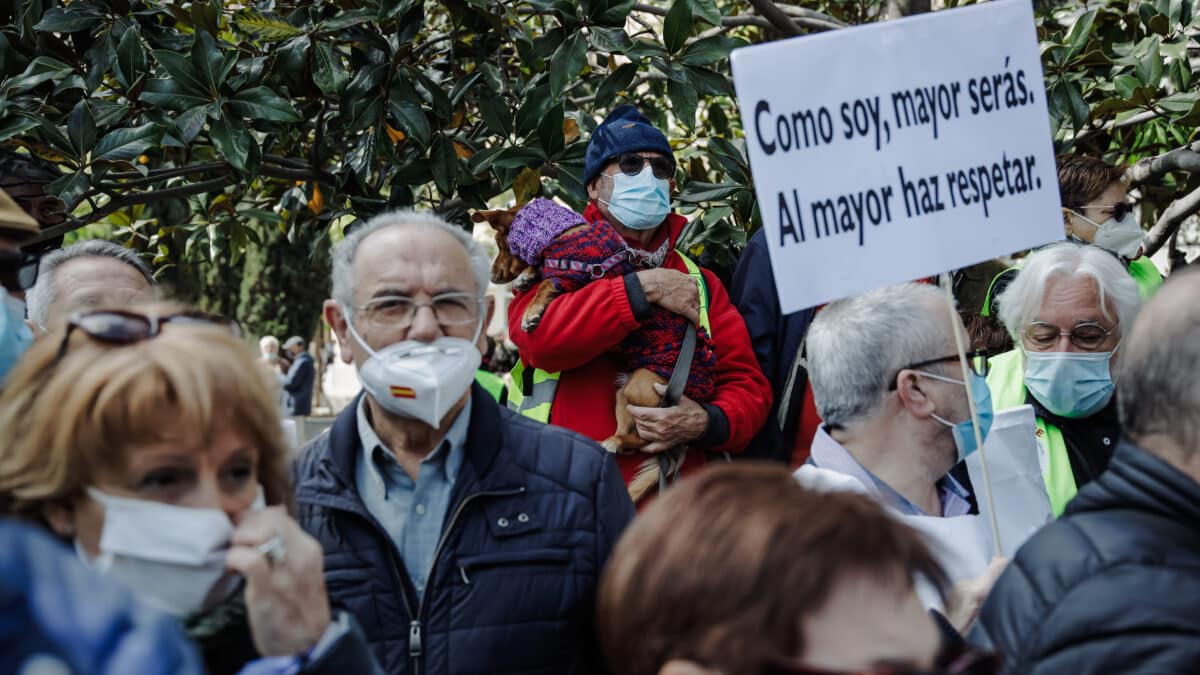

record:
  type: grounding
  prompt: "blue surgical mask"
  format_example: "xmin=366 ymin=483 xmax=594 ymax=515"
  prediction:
xmin=922 ymin=370 xmax=994 ymax=462
xmin=1023 ymin=348 xmax=1116 ymax=419
xmin=598 ymin=166 xmax=671 ymax=231
xmin=0 ymin=293 xmax=33 ymax=383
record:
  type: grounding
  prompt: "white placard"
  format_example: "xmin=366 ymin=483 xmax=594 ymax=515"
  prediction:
xmin=731 ymin=0 xmax=1063 ymax=314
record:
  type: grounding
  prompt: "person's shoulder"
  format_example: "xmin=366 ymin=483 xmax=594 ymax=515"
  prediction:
xmin=495 ymin=406 xmax=612 ymax=493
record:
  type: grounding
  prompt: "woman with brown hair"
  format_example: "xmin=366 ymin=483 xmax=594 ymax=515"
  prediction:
xmin=0 ymin=303 xmax=378 ymax=675
xmin=598 ymin=463 xmax=998 ymax=675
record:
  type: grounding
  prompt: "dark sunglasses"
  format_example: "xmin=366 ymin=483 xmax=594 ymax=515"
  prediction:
xmin=761 ymin=645 xmax=1000 ymax=675
xmin=57 ymin=309 xmax=241 ymax=361
xmin=610 ymin=152 xmax=675 ymax=180
xmin=888 ymin=349 xmax=991 ymax=390
xmin=0 ymin=249 xmax=40 ymax=293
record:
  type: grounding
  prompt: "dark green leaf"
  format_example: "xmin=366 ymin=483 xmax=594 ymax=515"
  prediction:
xmin=625 ymin=39 xmax=668 ymax=59
xmin=1147 ymin=13 xmax=1170 ymax=35
xmin=3 ymin=57 xmax=74 ymax=93
xmin=68 ymin=99 xmax=97 ymax=156
xmin=1135 ymin=42 xmax=1164 ymax=86
xmin=210 ymin=113 xmax=255 ymax=172
xmin=449 ymin=72 xmax=482 ymax=107
xmin=480 ymin=63 xmax=504 ymax=94
xmin=550 ymin=33 xmax=588 ymax=96
xmin=45 ymin=171 xmax=90 ymax=208
xmin=175 ymin=104 xmax=216 ymax=143
xmin=663 ymin=0 xmax=693 ymax=55
xmin=430 ymin=136 xmax=458 ymax=194
xmin=37 ymin=120 xmax=74 ymax=157
xmin=595 ymin=63 xmax=638 ymax=109
xmin=691 ymin=0 xmax=722 ymax=26
xmin=191 ymin=1 xmax=220 ymax=35
xmin=235 ymin=12 xmax=305 ymax=41
xmin=1063 ymin=9 xmax=1096 ymax=60
xmin=479 ymin=95 xmax=513 ymax=138
xmin=139 ymin=78 xmax=212 ymax=109
xmin=115 ymin=26 xmax=148 ymax=91
xmin=678 ymin=181 xmax=741 ymax=202
xmin=93 ymin=123 xmax=161 ymax=163
xmin=683 ymin=65 xmax=730 ymax=96
xmin=192 ymin=31 xmax=230 ymax=93
xmin=588 ymin=27 xmax=632 ymax=53
xmin=153 ymin=50 xmax=210 ymax=95
xmin=391 ymin=101 xmax=432 ymax=148
xmin=228 ymin=86 xmax=302 ymax=122
xmin=515 ymin=84 xmax=553 ymax=136
xmin=411 ymin=70 xmax=453 ymax=120
xmin=681 ymin=36 xmax=747 ymax=66
xmin=538 ymin=102 xmax=565 ymax=157
xmin=1114 ymin=74 xmax=1141 ymax=99
xmin=1064 ymin=81 xmax=1089 ymax=129
xmin=312 ymin=42 xmax=348 ymax=96
xmin=595 ymin=0 xmax=636 ymax=26
xmin=0 ymin=115 xmax=39 ymax=143
xmin=317 ymin=8 xmax=377 ymax=33
xmin=491 ymin=147 xmax=548 ymax=170
xmin=667 ymin=80 xmax=698 ymax=130
xmin=34 ymin=7 xmax=106 ymax=33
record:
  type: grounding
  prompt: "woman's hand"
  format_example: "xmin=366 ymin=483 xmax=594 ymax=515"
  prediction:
xmin=226 ymin=506 xmax=332 ymax=657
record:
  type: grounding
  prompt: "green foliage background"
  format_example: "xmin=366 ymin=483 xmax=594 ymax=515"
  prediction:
xmin=2 ymin=0 xmax=1199 ymax=340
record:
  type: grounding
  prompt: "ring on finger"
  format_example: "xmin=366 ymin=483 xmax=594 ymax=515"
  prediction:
xmin=259 ymin=535 xmax=287 ymax=566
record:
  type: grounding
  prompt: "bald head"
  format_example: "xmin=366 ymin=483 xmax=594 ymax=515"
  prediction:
xmin=1118 ymin=268 xmax=1200 ymax=465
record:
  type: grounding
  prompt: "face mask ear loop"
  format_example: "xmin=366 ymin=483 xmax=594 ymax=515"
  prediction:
xmin=341 ymin=304 xmax=381 ymax=360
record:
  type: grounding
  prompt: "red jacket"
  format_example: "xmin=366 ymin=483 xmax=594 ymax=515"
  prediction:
xmin=508 ymin=204 xmax=772 ymax=486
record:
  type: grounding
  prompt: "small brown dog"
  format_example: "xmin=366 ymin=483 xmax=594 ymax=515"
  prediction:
xmin=473 ymin=199 xmax=718 ymax=502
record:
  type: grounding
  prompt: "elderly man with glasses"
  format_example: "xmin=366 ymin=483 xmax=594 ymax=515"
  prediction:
xmin=988 ymin=242 xmax=1143 ymax=516
xmin=293 ymin=210 xmax=635 ymax=674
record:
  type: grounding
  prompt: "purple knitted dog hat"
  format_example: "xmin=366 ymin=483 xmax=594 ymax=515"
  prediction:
xmin=507 ymin=198 xmax=587 ymax=265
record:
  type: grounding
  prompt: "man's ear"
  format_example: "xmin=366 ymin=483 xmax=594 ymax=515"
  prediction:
xmin=324 ymin=300 xmax=354 ymax=364
xmin=895 ymin=369 xmax=936 ymax=419
xmin=586 ymin=177 xmax=601 ymax=202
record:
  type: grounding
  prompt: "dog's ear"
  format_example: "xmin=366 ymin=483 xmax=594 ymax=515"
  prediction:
xmin=471 ymin=212 xmax=486 ymax=223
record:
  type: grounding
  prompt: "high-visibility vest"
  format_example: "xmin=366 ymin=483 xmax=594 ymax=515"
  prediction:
xmin=507 ymin=254 xmax=710 ymax=423
xmin=981 ymin=254 xmax=1162 ymax=317
xmin=986 ymin=349 xmax=1077 ymax=516
xmin=475 ymin=370 xmax=507 ymax=405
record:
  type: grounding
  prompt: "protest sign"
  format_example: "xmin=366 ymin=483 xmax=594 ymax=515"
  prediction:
xmin=731 ymin=0 xmax=1063 ymax=314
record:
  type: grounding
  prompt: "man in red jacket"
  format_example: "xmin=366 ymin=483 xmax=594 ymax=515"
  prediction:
xmin=508 ymin=105 xmax=771 ymax=494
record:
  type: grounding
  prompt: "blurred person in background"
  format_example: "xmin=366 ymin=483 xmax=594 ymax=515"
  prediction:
xmin=282 ymin=335 xmax=315 ymax=416
xmin=598 ymin=463 xmax=998 ymax=675
xmin=26 ymin=240 xmax=154 ymax=335
xmin=0 ymin=188 xmax=39 ymax=385
xmin=0 ymin=302 xmax=378 ymax=675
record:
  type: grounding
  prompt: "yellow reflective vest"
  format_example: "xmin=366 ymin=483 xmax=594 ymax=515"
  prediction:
xmin=986 ymin=349 xmax=1078 ymax=516
xmin=508 ymin=255 xmax=710 ymax=423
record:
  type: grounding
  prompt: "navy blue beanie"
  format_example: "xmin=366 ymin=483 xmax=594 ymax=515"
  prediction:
xmin=583 ymin=105 xmax=673 ymax=187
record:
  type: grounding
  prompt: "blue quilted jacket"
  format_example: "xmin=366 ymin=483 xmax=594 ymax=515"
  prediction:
xmin=293 ymin=384 xmax=635 ymax=675
xmin=0 ymin=520 xmax=205 ymax=675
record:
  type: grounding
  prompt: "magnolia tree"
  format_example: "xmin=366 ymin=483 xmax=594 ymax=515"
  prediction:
xmin=1 ymin=0 xmax=1198 ymax=339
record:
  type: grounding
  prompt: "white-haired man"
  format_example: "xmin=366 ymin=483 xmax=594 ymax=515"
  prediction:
xmin=989 ymin=242 xmax=1142 ymax=516
xmin=26 ymin=239 xmax=153 ymax=333
xmin=293 ymin=210 xmax=635 ymax=674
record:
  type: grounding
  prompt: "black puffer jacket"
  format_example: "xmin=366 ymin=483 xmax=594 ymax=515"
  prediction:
xmin=974 ymin=440 xmax=1200 ymax=674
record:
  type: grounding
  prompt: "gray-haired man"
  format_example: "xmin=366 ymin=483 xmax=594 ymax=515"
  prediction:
xmin=292 ymin=209 xmax=634 ymax=674
xmin=26 ymin=240 xmax=153 ymax=333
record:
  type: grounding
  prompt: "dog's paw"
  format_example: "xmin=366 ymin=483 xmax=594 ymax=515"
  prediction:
xmin=520 ymin=312 xmax=544 ymax=333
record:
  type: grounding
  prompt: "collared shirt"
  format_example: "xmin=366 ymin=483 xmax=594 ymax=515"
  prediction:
xmin=807 ymin=426 xmax=972 ymax=517
xmin=355 ymin=396 xmax=469 ymax=598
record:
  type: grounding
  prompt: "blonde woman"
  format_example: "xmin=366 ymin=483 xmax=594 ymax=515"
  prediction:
xmin=0 ymin=304 xmax=379 ymax=675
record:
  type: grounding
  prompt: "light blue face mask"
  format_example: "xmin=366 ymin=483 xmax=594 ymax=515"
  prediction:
xmin=920 ymin=369 xmax=995 ymax=462
xmin=0 ymin=293 xmax=33 ymax=383
xmin=598 ymin=166 xmax=671 ymax=231
xmin=1023 ymin=348 xmax=1116 ymax=419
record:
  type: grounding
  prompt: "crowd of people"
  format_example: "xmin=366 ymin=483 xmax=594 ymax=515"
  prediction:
xmin=0 ymin=102 xmax=1197 ymax=675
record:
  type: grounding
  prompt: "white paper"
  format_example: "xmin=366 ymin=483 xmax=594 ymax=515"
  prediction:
xmin=731 ymin=0 xmax=1063 ymax=313
xmin=966 ymin=404 xmax=1054 ymax=556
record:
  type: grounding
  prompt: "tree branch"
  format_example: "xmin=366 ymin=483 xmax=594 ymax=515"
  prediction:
xmin=745 ymin=0 xmax=800 ymax=36
xmin=97 ymin=162 xmax=228 ymax=189
xmin=632 ymin=2 xmax=843 ymax=32
xmin=1125 ymin=141 xmax=1200 ymax=186
xmin=1143 ymin=183 xmax=1200 ymax=257
xmin=1071 ymin=109 xmax=1163 ymax=146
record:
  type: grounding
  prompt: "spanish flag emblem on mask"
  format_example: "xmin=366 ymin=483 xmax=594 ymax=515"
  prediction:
xmin=389 ymin=385 xmax=417 ymax=399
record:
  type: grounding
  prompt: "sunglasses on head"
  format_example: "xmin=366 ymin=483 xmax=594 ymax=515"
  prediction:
xmin=0 ymin=249 xmax=40 ymax=293
xmin=57 ymin=309 xmax=242 ymax=361
xmin=609 ymin=152 xmax=676 ymax=180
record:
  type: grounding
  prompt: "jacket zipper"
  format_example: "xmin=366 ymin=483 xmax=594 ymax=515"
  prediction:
xmin=407 ymin=486 xmax=526 ymax=675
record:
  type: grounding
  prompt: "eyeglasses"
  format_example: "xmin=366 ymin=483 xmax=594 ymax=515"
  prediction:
xmin=57 ymin=310 xmax=241 ymax=361
xmin=0 ymin=249 xmax=40 ymax=293
xmin=356 ymin=292 xmax=480 ymax=329
xmin=1022 ymin=321 xmax=1112 ymax=351
xmin=608 ymin=152 xmax=676 ymax=180
xmin=888 ymin=350 xmax=991 ymax=390
xmin=761 ymin=645 xmax=1001 ymax=675
xmin=1072 ymin=202 xmax=1133 ymax=221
